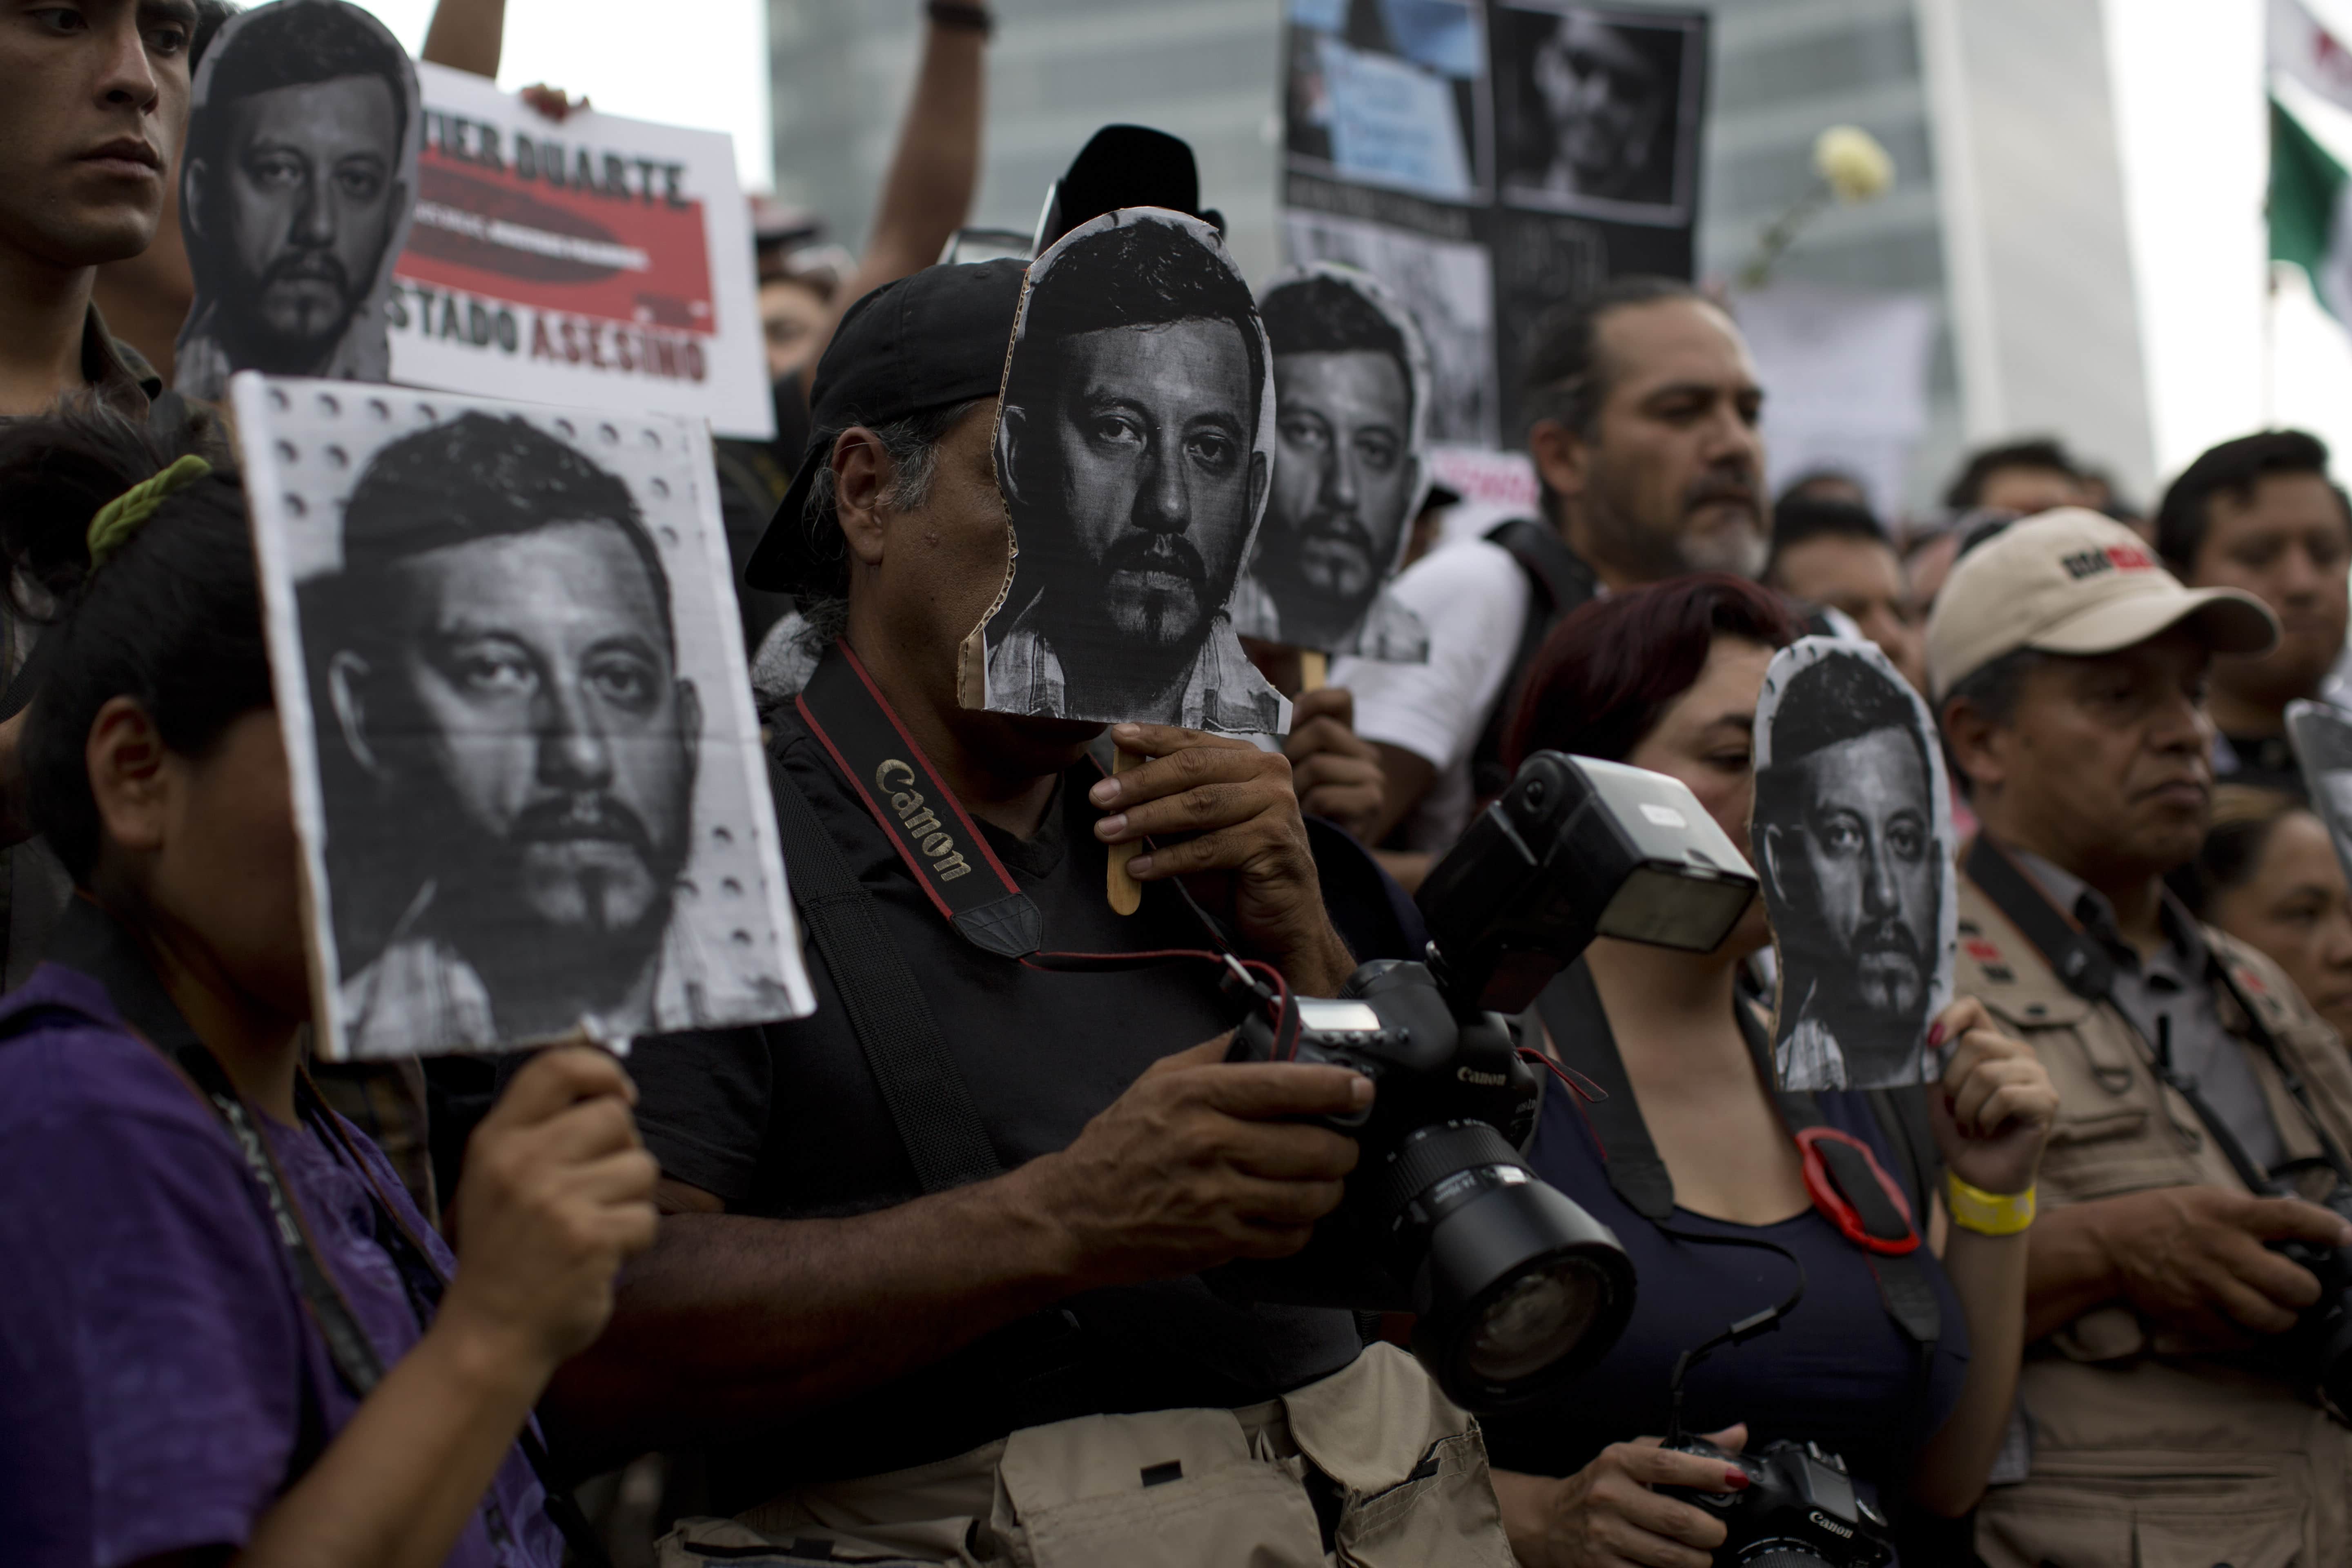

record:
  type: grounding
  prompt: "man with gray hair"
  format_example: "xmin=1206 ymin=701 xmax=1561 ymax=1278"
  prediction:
xmin=1336 ymin=274 xmax=1768 ymax=855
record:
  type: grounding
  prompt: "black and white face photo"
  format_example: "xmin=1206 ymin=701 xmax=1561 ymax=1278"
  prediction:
xmin=176 ymin=0 xmax=421 ymax=402
xmin=1282 ymin=210 xmax=1497 ymax=448
xmin=1754 ymin=638 xmax=1955 ymax=1089
xmin=232 ymin=378 xmax=811 ymax=1059
xmin=2289 ymin=700 xmax=2352 ymax=884
xmin=982 ymin=209 xmax=1289 ymax=735
xmin=1496 ymin=4 xmax=1699 ymax=221
xmin=1230 ymin=264 xmax=1431 ymax=662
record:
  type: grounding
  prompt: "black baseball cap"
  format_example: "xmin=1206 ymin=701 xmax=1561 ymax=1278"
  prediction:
xmin=747 ymin=257 xmax=1027 ymax=595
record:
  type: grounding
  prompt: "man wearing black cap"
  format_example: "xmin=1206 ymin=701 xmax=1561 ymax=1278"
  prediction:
xmin=556 ymin=259 xmax=1513 ymax=1564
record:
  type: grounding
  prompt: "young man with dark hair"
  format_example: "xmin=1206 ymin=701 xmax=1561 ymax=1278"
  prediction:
xmin=2155 ymin=428 xmax=2352 ymax=797
xmin=552 ymin=258 xmax=1515 ymax=1560
xmin=1334 ymin=274 xmax=1768 ymax=857
xmin=0 ymin=0 xmax=200 ymax=422
xmin=1765 ymin=496 xmax=1927 ymax=693
xmin=1942 ymin=437 xmax=2092 ymax=516
xmin=1928 ymin=508 xmax=2352 ymax=1566
xmin=175 ymin=0 xmax=417 ymax=398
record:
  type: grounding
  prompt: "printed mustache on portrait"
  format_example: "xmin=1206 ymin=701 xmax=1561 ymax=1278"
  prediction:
xmin=1106 ymin=530 xmax=1207 ymax=584
xmin=263 ymin=249 xmax=353 ymax=294
xmin=1853 ymin=917 xmax=1921 ymax=962
xmin=511 ymin=792 xmax=654 ymax=857
xmin=1297 ymin=506 xmax=1376 ymax=557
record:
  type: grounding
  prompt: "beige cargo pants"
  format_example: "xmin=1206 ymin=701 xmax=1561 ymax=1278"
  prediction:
xmin=659 ymin=1344 xmax=1516 ymax=1567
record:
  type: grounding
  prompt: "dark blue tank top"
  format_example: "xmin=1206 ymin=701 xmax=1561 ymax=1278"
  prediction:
xmin=1480 ymin=1058 xmax=1971 ymax=1508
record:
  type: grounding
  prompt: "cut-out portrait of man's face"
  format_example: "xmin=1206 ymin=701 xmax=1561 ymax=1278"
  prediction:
xmin=1031 ymin=315 xmax=1261 ymax=652
xmin=1756 ymin=643 xmax=1950 ymax=1085
xmin=212 ymin=74 xmax=402 ymax=366
xmin=988 ymin=209 xmax=1282 ymax=728
xmin=180 ymin=0 xmax=416 ymax=393
xmin=324 ymin=415 xmax=699 ymax=1040
xmin=1269 ymin=347 xmax=1412 ymax=613
xmin=1766 ymin=724 xmax=1936 ymax=1026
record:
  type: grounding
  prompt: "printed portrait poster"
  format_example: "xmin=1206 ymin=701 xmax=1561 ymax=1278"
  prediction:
xmin=1229 ymin=263 xmax=1433 ymax=663
xmin=1753 ymin=637 xmax=1957 ymax=1090
xmin=229 ymin=374 xmax=813 ymax=1060
xmin=176 ymin=0 xmax=422 ymax=404
xmin=2289 ymin=699 xmax=2352 ymax=886
xmin=178 ymin=5 xmax=768 ymax=439
xmin=968 ymin=209 xmax=1292 ymax=736
xmin=1281 ymin=0 xmax=1707 ymax=446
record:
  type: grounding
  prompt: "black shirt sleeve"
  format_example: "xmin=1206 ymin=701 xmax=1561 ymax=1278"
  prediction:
xmin=628 ymin=1022 xmax=776 ymax=1206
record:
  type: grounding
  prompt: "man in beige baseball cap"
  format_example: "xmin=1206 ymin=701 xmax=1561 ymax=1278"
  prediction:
xmin=1927 ymin=506 xmax=2275 ymax=701
xmin=1928 ymin=508 xmax=2352 ymax=1568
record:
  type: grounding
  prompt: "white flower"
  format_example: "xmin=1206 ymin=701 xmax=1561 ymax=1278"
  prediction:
xmin=1813 ymin=125 xmax=1894 ymax=205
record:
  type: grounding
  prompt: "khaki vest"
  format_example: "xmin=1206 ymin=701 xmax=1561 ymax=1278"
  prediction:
xmin=1953 ymin=873 xmax=2352 ymax=1568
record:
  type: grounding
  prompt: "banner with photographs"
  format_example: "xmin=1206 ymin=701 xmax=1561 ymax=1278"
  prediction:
xmin=1282 ymin=0 xmax=1708 ymax=448
xmin=177 ymin=1 xmax=768 ymax=439
xmin=1753 ymin=637 xmax=1956 ymax=1091
xmin=230 ymin=374 xmax=813 ymax=1060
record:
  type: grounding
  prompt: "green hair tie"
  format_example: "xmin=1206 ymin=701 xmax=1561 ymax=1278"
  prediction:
xmin=88 ymin=454 xmax=212 ymax=568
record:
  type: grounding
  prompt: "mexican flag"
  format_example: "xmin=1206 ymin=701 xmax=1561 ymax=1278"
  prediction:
xmin=2270 ymin=0 xmax=2352 ymax=318
xmin=2272 ymin=96 xmax=2351 ymax=321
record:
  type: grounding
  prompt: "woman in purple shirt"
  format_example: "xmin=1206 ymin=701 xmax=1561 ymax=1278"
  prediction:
xmin=0 ymin=414 xmax=660 ymax=1567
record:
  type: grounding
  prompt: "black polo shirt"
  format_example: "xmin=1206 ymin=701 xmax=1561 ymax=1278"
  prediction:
xmin=626 ymin=706 xmax=1363 ymax=1498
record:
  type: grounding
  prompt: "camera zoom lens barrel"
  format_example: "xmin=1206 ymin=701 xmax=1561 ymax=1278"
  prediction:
xmin=1364 ymin=1120 xmax=1636 ymax=1411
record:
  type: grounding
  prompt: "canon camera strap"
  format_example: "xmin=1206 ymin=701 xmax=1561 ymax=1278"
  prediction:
xmin=794 ymin=640 xmax=1043 ymax=958
xmin=1536 ymin=959 xmax=1942 ymax=1356
xmin=36 ymin=898 xmax=612 ymax=1565
xmin=1966 ymin=833 xmax=2352 ymax=1191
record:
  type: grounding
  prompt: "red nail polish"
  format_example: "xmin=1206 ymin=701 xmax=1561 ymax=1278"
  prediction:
xmin=1927 ymin=1021 xmax=1947 ymax=1048
xmin=1723 ymin=1468 xmax=1750 ymax=1490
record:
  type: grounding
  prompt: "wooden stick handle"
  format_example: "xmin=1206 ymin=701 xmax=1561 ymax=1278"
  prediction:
xmin=1297 ymin=649 xmax=1328 ymax=693
xmin=1107 ymin=745 xmax=1143 ymax=915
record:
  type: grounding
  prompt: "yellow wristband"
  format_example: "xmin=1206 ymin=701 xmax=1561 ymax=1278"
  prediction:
xmin=1945 ymin=1171 xmax=2036 ymax=1236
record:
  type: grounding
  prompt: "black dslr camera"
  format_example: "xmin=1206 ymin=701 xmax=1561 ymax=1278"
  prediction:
xmin=1218 ymin=752 xmax=1760 ymax=1412
xmin=2263 ymin=1169 xmax=2352 ymax=1412
xmin=1658 ymin=1437 xmax=1893 ymax=1568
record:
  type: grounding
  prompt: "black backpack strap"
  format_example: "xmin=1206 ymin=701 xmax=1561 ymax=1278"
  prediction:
xmin=1469 ymin=519 xmax=1599 ymax=800
xmin=766 ymin=754 xmax=1004 ymax=1193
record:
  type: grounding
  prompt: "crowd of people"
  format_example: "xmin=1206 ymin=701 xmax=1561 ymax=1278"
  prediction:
xmin=7 ymin=2 xmax=2352 ymax=1567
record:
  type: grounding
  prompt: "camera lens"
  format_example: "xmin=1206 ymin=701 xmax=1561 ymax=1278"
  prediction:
xmin=1364 ymin=1120 xmax=1636 ymax=1410
xmin=1740 ymin=1550 xmax=1837 ymax=1568
xmin=1462 ymin=1257 xmax=1608 ymax=1383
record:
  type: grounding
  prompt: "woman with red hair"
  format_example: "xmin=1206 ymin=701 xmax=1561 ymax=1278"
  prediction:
xmin=1484 ymin=576 xmax=2055 ymax=1568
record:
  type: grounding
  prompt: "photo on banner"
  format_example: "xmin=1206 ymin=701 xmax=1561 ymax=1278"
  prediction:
xmin=970 ymin=209 xmax=1291 ymax=735
xmin=176 ymin=0 xmax=422 ymax=404
xmin=230 ymin=374 xmax=813 ymax=1060
xmin=1281 ymin=0 xmax=1707 ymax=446
xmin=1753 ymin=637 xmax=1956 ymax=1090
xmin=1230 ymin=262 xmax=1432 ymax=662
xmin=2289 ymin=699 xmax=2352 ymax=884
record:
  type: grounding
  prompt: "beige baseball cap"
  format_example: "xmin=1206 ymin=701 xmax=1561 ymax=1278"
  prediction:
xmin=1925 ymin=508 xmax=2278 ymax=700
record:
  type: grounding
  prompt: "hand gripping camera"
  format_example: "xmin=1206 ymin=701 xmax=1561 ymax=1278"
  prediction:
xmin=1659 ymin=1437 xmax=1893 ymax=1568
xmin=1218 ymin=753 xmax=1760 ymax=1412
xmin=2261 ymin=1166 xmax=2352 ymax=1413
